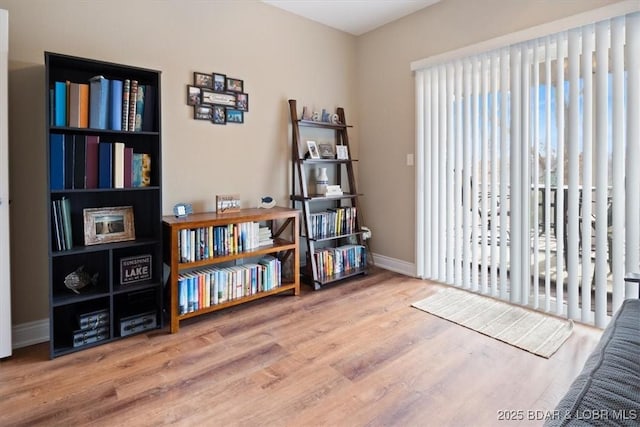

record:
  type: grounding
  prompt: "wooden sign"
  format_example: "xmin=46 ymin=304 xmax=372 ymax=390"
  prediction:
xmin=120 ymin=254 xmax=152 ymax=285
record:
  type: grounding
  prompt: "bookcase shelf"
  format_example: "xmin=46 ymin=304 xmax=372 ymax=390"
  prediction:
xmin=289 ymin=99 xmax=369 ymax=290
xmin=163 ymin=207 xmax=300 ymax=333
xmin=45 ymin=52 xmax=163 ymax=358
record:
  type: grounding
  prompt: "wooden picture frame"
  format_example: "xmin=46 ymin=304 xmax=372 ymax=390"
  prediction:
xmin=83 ymin=206 xmax=135 ymax=246
xmin=216 ymin=194 xmax=241 ymax=214
xmin=307 ymin=140 xmax=320 ymax=159
xmin=212 ymin=106 xmax=227 ymax=125
xmin=194 ymin=105 xmax=212 ymax=120
xmin=193 ymin=72 xmax=213 ymax=89
xmin=226 ymin=77 xmax=243 ymax=92
xmin=187 ymin=85 xmax=201 ymax=106
xmin=212 ymin=72 xmax=226 ymax=92
xmin=236 ymin=92 xmax=249 ymax=111
xmin=318 ymin=143 xmax=335 ymax=159
xmin=226 ymin=108 xmax=244 ymax=124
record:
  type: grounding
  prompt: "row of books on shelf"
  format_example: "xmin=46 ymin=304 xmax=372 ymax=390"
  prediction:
xmin=178 ymin=256 xmax=281 ymax=314
xmin=50 ymin=133 xmax=151 ymax=190
xmin=51 ymin=197 xmax=73 ymax=251
xmin=309 ymin=207 xmax=357 ymax=239
xmin=313 ymin=244 xmax=366 ymax=279
xmin=50 ymin=77 xmax=156 ymax=132
xmin=179 ymin=223 xmax=273 ymax=263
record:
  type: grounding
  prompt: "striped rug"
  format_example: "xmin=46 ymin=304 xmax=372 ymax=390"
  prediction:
xmin=412 ymin=287 xmax=573 ymax=358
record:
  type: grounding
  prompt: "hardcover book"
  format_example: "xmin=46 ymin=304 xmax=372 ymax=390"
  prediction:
xmin=54 ymin=81 xmax=67 ymax=127
xmin=128 ymin=80 xmax=138 ymax=132
xmin=98 ymin=142 xmax=113 ymax=188
xmin=110 ymin=79 xmax=123 ymax=131
xmin=89 ymin=75 xmax=110 ymax=129
xmin=85 ymin=135 xmax=100 ymax=189
xmin=73 ymin=135 xmax=86 ymax=189
xmin=49 ymin=133 xmax=64 ymax=190
xmin=68 ymin=82 xmax=89 ymax=128
xmin=113 ymin=142 xmax=125 ymax=189
xmin=134 ymin=84 xmax=145 ymax=132
xmin=122 ymin=79 xmax=130 ymax=131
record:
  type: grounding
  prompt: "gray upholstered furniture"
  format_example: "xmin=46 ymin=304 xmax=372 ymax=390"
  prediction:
xmin=545 ymin=298 xmax=640 ymax=426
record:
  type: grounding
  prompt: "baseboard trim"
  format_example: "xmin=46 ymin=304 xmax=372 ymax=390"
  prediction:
xmin=13 ymin=318 xmax=49 ymax=349
xmin=372 ymin=253 xmax=416 ymax=277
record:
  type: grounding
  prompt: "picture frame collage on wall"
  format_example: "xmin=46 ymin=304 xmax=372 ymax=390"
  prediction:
xmin=187 ymin=71 xmax=249 ymax=125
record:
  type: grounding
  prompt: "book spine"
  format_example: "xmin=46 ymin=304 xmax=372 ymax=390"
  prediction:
xmin=78 ymin=83 xmax=89 ymax=128
xmin=113 ymin=142 xmax=125 ymax=189
xmin=122 ymin=79 xmax=130 ymax=131
xmin=84 ymin=135 xmax=100 ymax=189
xmin=63 ymin=134 xmax=74 ymax=189
xmin=141 ymin=153 xmax=151 ymax=186
xmin=49 ymin=134 xmax=64 ymax=190
xmin=68 ymin=82 xmax=81 ymax=128
xmin=142 ymin=84 xmax=155 ymax=132
xmin=54 ymin=81 xmax=67 ymax=127
xmin=128 ymin=80 xmax=138 ymax=132
xmin=124 ymin=147 xmax=133 ymax=188
xmin=73 ymin=135 xmax=86 ymax=189
xmin=110 ymin=79 xmax=123 ymax=131
xmin=60 ymin=197 xmax=73 ymax=249
xmin=134 ymin=84 xmax=145 ymax=132
xmin=89 ymin=75 xmax=110 ymax=129
xmin=98 ymin=142 xmax=113 ymax=188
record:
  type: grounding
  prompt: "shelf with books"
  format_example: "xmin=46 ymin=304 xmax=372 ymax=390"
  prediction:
xmin=289 ymin=99 xmax=369 ymax=290
xmin=45 ymin=52 xmax=163 ymax=358
xmin=163 ymin=207 xmax=300 ymax=333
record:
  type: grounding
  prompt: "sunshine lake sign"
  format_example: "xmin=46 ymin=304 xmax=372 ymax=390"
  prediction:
xmin=120 ymin=254 xmax=152 ymax=285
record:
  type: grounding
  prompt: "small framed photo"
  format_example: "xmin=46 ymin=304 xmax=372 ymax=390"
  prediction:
xmin=212 ymin=105 xmax=226 ymax=125
xmin=194 ymin=105 xmax=212 ymax=120
xmin=336 ymin=145 xmax=349 ymax=160
xmin=83 ymin=206 xmax=135 ymax=246
xmin=216 ymin=194 xmax=241 ymax=214
xmin=236 ymin=93 xmax=249 ymax=111
xmin=187 ymin=85 xmax=201 ymax=106
xmin=193 ymin=72 xmax=213 ymax=89
xmin=318 ymin=143 xmax=335 ymax=159
xmin=226 ymin=77 xmax=243 ymax=92
xmin=226 ymin=108 xmax=244 ymax=124
xmin=213 ymin=73 xmax=226 ymax=92
xmin=307 ymin=140 xmax=320 ymax=159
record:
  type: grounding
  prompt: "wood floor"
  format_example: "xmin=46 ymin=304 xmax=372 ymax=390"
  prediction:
xmin=0 ymin=267 xmax=602 ymax=426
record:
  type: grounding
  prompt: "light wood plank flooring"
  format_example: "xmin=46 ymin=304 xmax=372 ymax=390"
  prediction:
xmin=0 ymin=267 xmax=602 ymax=426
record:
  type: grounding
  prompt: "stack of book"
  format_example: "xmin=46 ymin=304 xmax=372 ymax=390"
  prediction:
xmin=309 ymin=207 xmax=357 ymax=239
xmin=49 ymin=133 xmax=151 ymax=190
xmin=258 ymin=226 xmax=273 ymax=246
xmin=51 ymin=197 xmax=73 ymax=251
xmin=51 ymin=77 xmax=155 ymax=132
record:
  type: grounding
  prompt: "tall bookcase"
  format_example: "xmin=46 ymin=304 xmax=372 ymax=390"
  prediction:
xmin=45 ymin=52 xmax=163 ymax=358
xmin=288 ymin=99 xmax=368 ymax=290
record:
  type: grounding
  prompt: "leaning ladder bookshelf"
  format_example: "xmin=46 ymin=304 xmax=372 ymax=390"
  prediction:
xmin=288 ymin=99 xmax=368 ymax=290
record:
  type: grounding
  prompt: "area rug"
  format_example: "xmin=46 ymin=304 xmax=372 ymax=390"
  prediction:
xmin=412 ymin=287 xmax=573 ymax=358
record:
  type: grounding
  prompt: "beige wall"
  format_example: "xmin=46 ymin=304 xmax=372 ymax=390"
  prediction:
xmin=356 ymin=0 xmax=624 ymax=264
xmin=2 ymin=0 xmax=625 ymax=327
xmin=2 ymin=0 xmax=357 ymax=325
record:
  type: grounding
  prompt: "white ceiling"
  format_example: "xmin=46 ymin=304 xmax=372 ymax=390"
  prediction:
xmin=262 ymin=0 xmax=441 ymax=36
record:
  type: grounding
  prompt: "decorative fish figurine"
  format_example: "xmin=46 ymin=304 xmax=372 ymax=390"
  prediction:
xmin=64 ymin=266 xmax=98 ymax=294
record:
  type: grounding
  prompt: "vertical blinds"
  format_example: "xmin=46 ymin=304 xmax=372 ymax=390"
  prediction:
xmin=415 ymin=12 xmax=640 ymax=327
